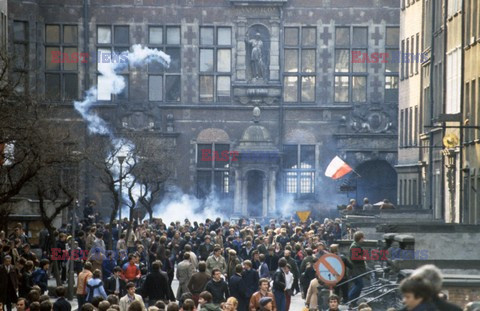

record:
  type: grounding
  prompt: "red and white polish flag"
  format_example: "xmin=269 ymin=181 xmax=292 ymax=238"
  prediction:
xmin=325 ymin=156 xmax=353 ymax=179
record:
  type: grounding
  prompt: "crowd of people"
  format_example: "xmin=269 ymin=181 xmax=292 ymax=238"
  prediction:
xmin=0 ymin=206 xmax=471 ymax=311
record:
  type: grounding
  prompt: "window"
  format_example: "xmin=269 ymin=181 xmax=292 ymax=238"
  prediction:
xmin=0 ymin=13 xmax=7 ymax=51
xmin=283 ymin=145 xmax=315 ymax=197
xmin=147 ymin=26 xmax=181 ymax=102
xmin=284 ymin=27 xmax=316 ymax=103
xmin=400 ymin=110 xmax=404 ymax=147
xmin=405 ymin=38 xmax=410 ymax=79
xmin=385 ymin=76 xmax=398 ymax=102
xmin=196 ymin=143 xmax=231 ymax=198
xmin=45 ymin=25 xmax=78 ymax=101
xmin=334 ymin=26 xmax=367 ymax=103
xmin=13 ymin=21 xmax=28 ymax=94
xmin=465 ymin=82 xmax=471 ymax=141
xmin=415 ymin=33 xmax=420 ymax=74
xmin=400 ymin=39 xmax=405 ymax=80
xmin=472 ymin=80 xmax=477 ymax=140
xmin=414 ymin=106 xmax=419 ymax=145
xmin=96 ymin=25 xmax=130 ymax=101
xmin=199 ymin=26 xmax=232 ymax=102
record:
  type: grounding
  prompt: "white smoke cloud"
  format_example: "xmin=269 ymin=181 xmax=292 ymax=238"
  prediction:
xmin=151 ymin=187 xmax=230 ymax=224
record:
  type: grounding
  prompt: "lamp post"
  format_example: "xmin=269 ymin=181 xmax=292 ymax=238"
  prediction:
xmin=117 ymin=155 xmax=126 ymax=222
xmin=443 ymin=148 xmax=456 ymax=222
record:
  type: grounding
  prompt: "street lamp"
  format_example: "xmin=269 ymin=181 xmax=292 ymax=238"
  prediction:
xmin=117 ymin=155 xmax=126 ymax=222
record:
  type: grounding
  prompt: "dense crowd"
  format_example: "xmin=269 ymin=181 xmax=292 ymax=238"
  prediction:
xmin=0 ymin=204 xmax=471 ymax=311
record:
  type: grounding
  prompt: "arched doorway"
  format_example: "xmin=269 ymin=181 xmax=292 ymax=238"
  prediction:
xmin=247 ymin=170 xmax=265 ymax=217
xmin=355 ymin=160 xmax=397 ymax=205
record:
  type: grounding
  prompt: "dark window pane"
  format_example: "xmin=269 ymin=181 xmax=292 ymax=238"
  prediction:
xmin=285 ymin=27 xmax=299 ymax=46
xmin=64 ymin=74 xmax=78 ymax=100
xmin=63 ymin=47 xmax=78 ymax=71
xmin=14 ymin=44 xmax=27 ymax=69
xmin=165 ymin=75 xmax=181 ymax=101
xmin=200 ymin=27 xmax=214 ymax=45
xmin=385 ymin=75 xmax=399 ymax=102
xmin=301 ymin=49 xmax=315 ymax=73
xmin=283 ymin=145 xmax=298 ymax=169
xmin=217 ymin=76 xmax=231 ymax=101
xmin=386 ymin=27 xmax=400 ymax=46
xmin=166 ymin=27 xmax=180 ymax=44
xmin=200 ymin=75 xmax=214 ymax=102
xmin=352 ymin=76 xmax=367 ymax=102
xmin=284 ymin=76 xmax=298 ymax=102
xmin=386 ymin=49 xmax=399 ymax=72
xmin=148 ymin=48 xmax=165 ymax=72
xmin=46 ymin=25 xmax=60 ymax=43
xmin=149 ymin=27 xmax=163 ymax=44
xmin=334 ymin=76 xmax=349 ymax=102
xmin=352 ymin=27 xmax=367 ymax=46
xmin=284 ymin=49 xmax=298 ymax=72
xmin=166 ymin=47 xmax=181 ymax=73
xmin=97 ymin=26 xmax=111 ymax=44
xmin=45 ymin=73 xmax=60 ymax=100
xmin=116 ymin=75 xmax=129 ymax=100
xmin=14 ymin=21 xmax=27 ymax=41
xmin=352 ymin=49 xmax=367 ymax=72
xmin=300 ymin=145 xmax=315 ymax=168
xmin=149 ymin=75 xmax=163 ymax=101
xmin=335 ymin=27 xmax=350 ymax=46
xmin=214 ymin=171 xmax=229 ymax=194
xmin=45 ymin=46 xmax=60 ymax=70
xmin=302 ymin=27 xmax=316 ymax=46
xmin=217 ymin=27 xmax=231 ymax=45
xmin=197 ymin=170 xmax=212 ymax=198
xmin=114 ymin=26 xmax=129 ymax=44
xmin=197 ymin=144 xmax=213 ymax=168
xmin=301 ymin=76 xmax=315 ymax=102
xmin=200 ymin=49 xmax=214 ymax=72
xmin=214 ymin=144 xmax=230 ymax=168
xmin=335 ymin=49 xmax=349 ymax=72
xmin=63 ymin=25 xmax=77 ymax=44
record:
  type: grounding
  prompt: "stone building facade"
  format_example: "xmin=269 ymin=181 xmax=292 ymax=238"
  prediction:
xmin=9 ymin=0 xmax=399 ymax=218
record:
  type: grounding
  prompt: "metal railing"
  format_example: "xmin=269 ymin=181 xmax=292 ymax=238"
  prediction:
xmin=335 ymin=267 xmax=387 ymax=288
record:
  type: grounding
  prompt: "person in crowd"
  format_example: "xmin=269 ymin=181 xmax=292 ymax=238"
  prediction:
xmin=249 ymin=278 xmax=276 ymax=311
xmin=119 ymin=283 xmax=146 ymax=311
xmin=348 ymin=231 xmax=366 ymax=302
xmin=16 ymin=298 xmax=28 ymax=311
xmin=399 ymin=276 xmax=437 ymax=311
xmin=188 ymin=261 xmax=211 ymax=306
xmin=258 ymin=297 xmax=273 ymax=311
xmin=77 ymin=261 xmax=93 ymax=308
xmin=227 ymin=250 xmax=241 ymax=282
xmin=326 ymin=294 xmax=340 ymax=311
xmin=177 ymin=253 xmax=194 ymax=299
xmin=142 ymin=261 xmax=169 ymax=306
xmin=229 ymin=264 xmax=247 ymax=311
xmin=0 ymin=255 xmax=18 ymax=311
xmin=206 ymin=247 xmax=227 ymax=277
xmin=86 ymin=269 xmax=108 ymax=302
xmin=329 ymin=244 xmax=352 ymax=303
xmin=106 ymin=266 xmax=127 ymax=298
xmin=224 ymin=297 xmax=238 ymax=311
xmin=380 ymin=199 xmax=395 ymax=210
xmin=32 ymin=259 xmax=49 ymax=294
xmin=180 ymin=298 xmax=196 ymax=311
xmin=205 ymin=269 xmax=229 ymax=305
xmin=362 ymin=198 xmax=374 ymax=211
xmin=272 ymin=258 xmax=287 ymax=311
xmin=242 ymin=260 xmax=259 ymax=305
xmin=53 ymin=286 xmax=72 ymax=311
xmin=122 ymin=255 xmax=141 ymax=284
xmin=198 ymin=291 xmax=221 ymax=311
xmin=406 ymin=264 xmax=462 ymax=311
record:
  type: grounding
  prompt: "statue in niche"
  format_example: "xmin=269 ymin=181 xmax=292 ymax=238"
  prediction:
xmin=246 ymin=32 xmax=266 ymax=80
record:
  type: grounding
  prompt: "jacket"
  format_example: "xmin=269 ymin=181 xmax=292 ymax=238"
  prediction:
xmin=187 ymin=272 xmax=210 ymax=294
xmin=122 ymin=262 xmax=140 ymax=281
xmin=76 ymin=269 xmax=93 ymax=295
xmin=105 ymin=275 xmax=126 ymax=296
xmin=242 ymin=268 xmax=259 ymax=298
xmin=206 ymin=255 xmax=227 ymax=275
xmin=119 ymin=294 xmax=146 ymax=311
xmin=205 ymin=279 xmax=229 ymax=304
xmin=53 ymin=297 xmax=72 ymax=311
xmin=86 ymin=278 xmax=107 ymax=301
xmin=142 ymin=270 xmax=169 ymax=301
xmin=200 ymin=303 xmax=221 ymax=311
xmin=272 ymin=268 xmax=286 ymax=292
xmin=349 ymin=241 xmax=367 ymax=277
xmin=0 ymin=265 xmax=18 ymax=303
xmin=249 ymin=291 xmax=277 ymax=311
xmin=229 ymin=273 xmax=248 ymax=310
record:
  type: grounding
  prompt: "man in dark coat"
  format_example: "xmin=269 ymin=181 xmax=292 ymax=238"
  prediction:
xmin=242 ymin=260 xmax=259 ymax=302
xmin=142 ymin=261 xmax=169 ymax=306
xmin=53 ymin=286 xmax=71 ymax=311
xmin=0 ymin=256 xmax=19 ymax=311
xmin=348 ymin=231 xmax=367 ymax=302
xmin=205 ymin=268 xmax=229 ymax=305
xmin=188 ymin=261 xmax=211 ymax=306
xmin=198 ymin=236 xmax=214 ymax=261
xmin=105 ymin=267 xmax=126 ymax=297
xmin=272 ymin=258 xmax=287 ymax=311
xmin=228 ymin=264 xmax=248 ymax=311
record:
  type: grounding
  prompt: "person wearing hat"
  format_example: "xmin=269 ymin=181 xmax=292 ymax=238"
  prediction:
xmin=249 ymin=278 xmax=276 ymax=311
xmin=259 ymin=297 xmax=273 ymax=311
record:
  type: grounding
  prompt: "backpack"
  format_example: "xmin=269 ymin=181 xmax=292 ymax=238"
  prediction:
xmin=86 ymin=281 xmax=103 ymax=302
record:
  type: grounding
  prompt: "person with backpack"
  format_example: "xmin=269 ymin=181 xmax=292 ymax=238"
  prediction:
xmin=86 ymin=269 xmax=107 ymax=302
xmin=32 ymin=259 xmax=49 ymax=294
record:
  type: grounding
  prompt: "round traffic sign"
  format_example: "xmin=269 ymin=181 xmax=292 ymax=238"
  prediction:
xmin=313 ymin=253 xmax=345 ymax=286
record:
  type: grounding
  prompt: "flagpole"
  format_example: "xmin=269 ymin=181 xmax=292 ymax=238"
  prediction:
xmin=352 ymin=169 xmax=361 ymax=177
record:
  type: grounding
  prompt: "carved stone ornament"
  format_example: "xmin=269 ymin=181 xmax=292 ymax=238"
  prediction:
xmin=343 ymin=104 xmax=395 ymax=134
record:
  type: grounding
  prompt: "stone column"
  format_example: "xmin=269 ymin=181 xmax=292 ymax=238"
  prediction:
xmin=269 ymin=170 xmax=276 ymax=215
xmin=262 ymin=175 xmax=268 ymax=217
xmin=234 ymin=170 xmax=242 ymax=214
xmin=242 ymin=172 xmax=248 ymax=215
xmin=269 ymin=18 xmax=280 ymax=81
xmin=236 ymin=18 xmax=247 ymax=81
